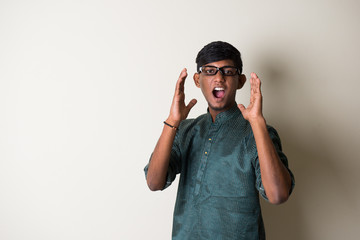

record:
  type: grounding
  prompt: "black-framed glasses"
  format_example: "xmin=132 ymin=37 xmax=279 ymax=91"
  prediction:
xmin=199 ymin=65 xmax=240 ymax=76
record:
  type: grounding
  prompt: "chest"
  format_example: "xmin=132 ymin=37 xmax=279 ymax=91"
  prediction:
xmin=181 ymin=123 xmax=258 ymax=198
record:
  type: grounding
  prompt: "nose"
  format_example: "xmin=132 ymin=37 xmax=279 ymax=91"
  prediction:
xmin=213 ymin=70 xmax=225 ymax=82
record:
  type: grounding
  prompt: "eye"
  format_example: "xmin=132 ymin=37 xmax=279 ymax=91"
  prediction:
xmin=206 ymin=69 xmax=215 ymax=74
xmin=202 ymin=67 xmax=217 ymax=75
xmin=223 ymin=67 xmax=237 ymax=76
xmin=224 ymin=70 xmax=233 ymax=75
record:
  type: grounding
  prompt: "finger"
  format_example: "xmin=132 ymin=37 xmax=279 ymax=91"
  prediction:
xmin=250 ymin=76 xmax=255 ymax=95
xmin=250 ymin=72 xmax=261 ymax=94
xmin=257 ymin=78 xmax=262 ymax=95
xmin=249 ymin=78 xmax=256 ymax=104
xmin=175 ymin=69 xmax=187 ymax=91
xmin=251 ymin=72 xmax=258 ymax=78
xmin=186 ymin=99 xmax=197 ymax=112
xmin=237 ymin=104 xmax=246 ymax=113
xmin=175 ymin=68 xmax=187 ymax=94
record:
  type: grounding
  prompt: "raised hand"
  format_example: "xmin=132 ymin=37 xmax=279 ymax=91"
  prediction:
xmin=167 ymin=68 xmax=197 ymax=126
xmin=238 ymin=73 xmax=264 ymax=123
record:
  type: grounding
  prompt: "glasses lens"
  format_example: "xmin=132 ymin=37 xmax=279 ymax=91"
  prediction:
xmin=221 ymin=67 xmax=238 ymax=76
xmin=201 ymin=66 xmax=218 ymax=75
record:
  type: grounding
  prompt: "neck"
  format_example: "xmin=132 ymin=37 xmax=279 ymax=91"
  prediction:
xmin=208 ymin=102 xmax=236 ymax=122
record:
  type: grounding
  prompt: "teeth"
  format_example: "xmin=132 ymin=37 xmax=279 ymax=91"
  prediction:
xmin=214 ymin=87 xmax=224 ymax=91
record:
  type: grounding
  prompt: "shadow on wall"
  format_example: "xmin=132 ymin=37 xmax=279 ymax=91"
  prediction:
xmin=256 ymin=54 xmax=358 ymax=240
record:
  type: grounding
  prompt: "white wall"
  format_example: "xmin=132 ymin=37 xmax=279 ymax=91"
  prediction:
xmin=0 ymin=0 xmax=359 ymax=239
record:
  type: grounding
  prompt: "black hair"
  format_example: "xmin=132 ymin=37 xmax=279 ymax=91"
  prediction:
xmin=196 ymin=41 xmax=243 ymax=74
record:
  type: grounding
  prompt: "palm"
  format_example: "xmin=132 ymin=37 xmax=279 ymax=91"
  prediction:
xmin=238 ymin=73 xmax=263 ymax=122
xmin=168 ymin=69 xmax=197 ymax=124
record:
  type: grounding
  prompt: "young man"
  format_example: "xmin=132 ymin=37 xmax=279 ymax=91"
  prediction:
xmin=144 ymin=41 xmax=295 ymax=239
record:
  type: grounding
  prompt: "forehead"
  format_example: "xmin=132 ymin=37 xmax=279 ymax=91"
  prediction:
xmin=203 ymin=59 xmax=235 ymax=67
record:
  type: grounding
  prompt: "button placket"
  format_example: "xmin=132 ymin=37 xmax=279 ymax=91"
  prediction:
xmin=194 ymin=123 xmax=218 ymax=195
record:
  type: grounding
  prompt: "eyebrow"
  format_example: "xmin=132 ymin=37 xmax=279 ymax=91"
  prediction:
xmin=203 ymin=65 xmax=237 ymax=68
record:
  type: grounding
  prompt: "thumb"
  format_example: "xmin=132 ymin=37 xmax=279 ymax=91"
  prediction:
xmin=237 ymin=104 xmax=246 ymax=113
xmin=186 ymin=99 xmax=197 ymax=112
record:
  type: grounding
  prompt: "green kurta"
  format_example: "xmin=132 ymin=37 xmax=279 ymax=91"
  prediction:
xmin=145 ymin=104 xmax=295 ymax=239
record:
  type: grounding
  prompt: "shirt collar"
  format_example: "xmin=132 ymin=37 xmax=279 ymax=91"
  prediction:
xmin=207 ymin=103 xmax=241 ymax=124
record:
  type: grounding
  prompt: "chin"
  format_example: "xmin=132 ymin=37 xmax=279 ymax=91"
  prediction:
xmin=208 ymin=102 xmax=231 ymax=112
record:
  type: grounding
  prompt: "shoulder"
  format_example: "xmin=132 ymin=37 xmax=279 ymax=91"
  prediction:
xmin=243 ymin=122 xmax=281 ymax=147
xmin=176 ymin=113 xmax=208 ymax=137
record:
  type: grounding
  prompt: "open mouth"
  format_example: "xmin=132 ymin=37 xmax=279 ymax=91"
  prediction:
xmin=213 ymin=87 xmax=225 ymax=98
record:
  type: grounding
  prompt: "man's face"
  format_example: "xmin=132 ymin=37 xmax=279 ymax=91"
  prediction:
xmin=194 ymin=59 xmax=246 ymax=116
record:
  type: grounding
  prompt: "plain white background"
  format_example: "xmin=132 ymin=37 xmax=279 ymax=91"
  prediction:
xmin=1 ymin=0 xmax=359 ymax=239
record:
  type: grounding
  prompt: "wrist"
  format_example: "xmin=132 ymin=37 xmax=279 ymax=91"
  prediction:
xmin=249 ymin=116 xmax=266 ymax=128
xmin=165 ymin=117 xmax=181 ymax=128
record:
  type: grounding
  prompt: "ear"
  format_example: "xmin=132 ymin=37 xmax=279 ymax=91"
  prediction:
xmin=237 ymin=74 xmax=246 ymax=89
xmin=193 ymin=73 xmax=201 ymax=88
